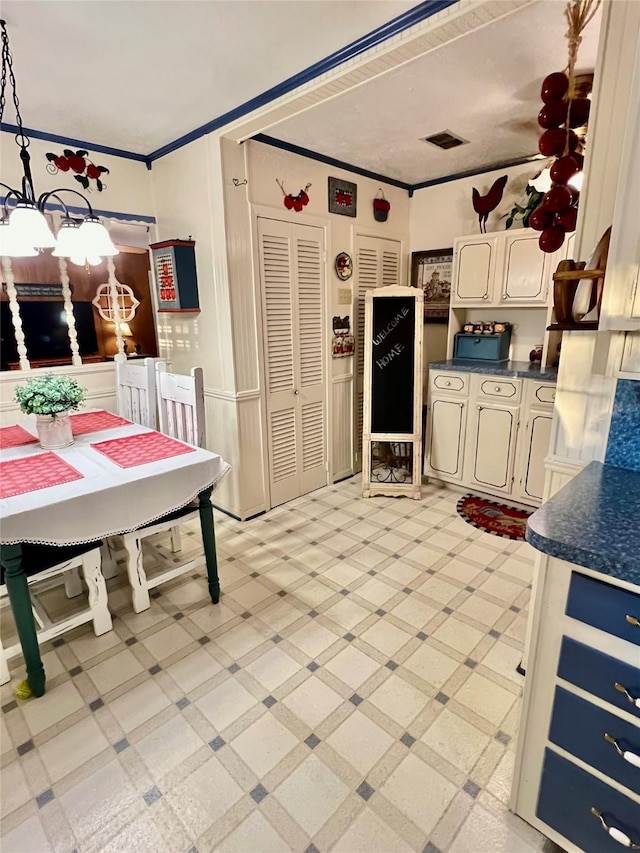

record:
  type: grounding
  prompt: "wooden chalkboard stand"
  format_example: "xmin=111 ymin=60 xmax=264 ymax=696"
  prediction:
xmin=362 ymin=285 xmax=423 ymax=499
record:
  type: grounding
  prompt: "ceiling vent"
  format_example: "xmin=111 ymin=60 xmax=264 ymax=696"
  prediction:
xmin=421 ymin=130 xmax=468 ymax=150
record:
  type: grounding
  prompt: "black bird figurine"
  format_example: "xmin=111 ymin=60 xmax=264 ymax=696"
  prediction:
xmin=472 ymin=175 xmax=508 ymax=233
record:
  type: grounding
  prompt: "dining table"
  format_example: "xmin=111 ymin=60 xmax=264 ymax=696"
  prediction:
xmin=0 ymin=410 xmax=230 ymax=698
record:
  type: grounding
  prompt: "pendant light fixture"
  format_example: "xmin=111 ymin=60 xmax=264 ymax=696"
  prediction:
xmin=0 ymin=19 xmax=118 ymax=264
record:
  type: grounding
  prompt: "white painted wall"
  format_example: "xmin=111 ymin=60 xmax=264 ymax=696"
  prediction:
xmin=0 ymin=132 xmax=153 ymax=219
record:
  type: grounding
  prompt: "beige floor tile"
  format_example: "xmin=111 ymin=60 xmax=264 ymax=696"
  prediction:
xmin=404 ymin=544 xmax=445 ymax=568
xmin=166 ymin=648 xmax=222 ymax=694
xmin=423 ymin=530 xmax=461 ymax=552
xmin=227 ymin=579 xmax=274 ymax=610
xmin=456 ymin=595 xmax=505 ymax=628
xmin=353 ymin=578 xmax=398 ymax=607
xmin=403 ymin=644 xmax=459 ymax=689
xmin=373 ymin=531 xmax=413 ymax=553
xmin=421 ymin=709 xmax=491 ymax=774
xmin=360 ymin=620 xmax=412 ymax=657
xmin=1 ymin=815 xmax=53 ymax=853
xmin=40 ymin=650 xmax=66 ymax=680
xmin=87 ymin=648 xmax=145 ymax=695
xmin=323 ymin=532 xmax=360 ymax=554
xmin=333 ymin=807 xmax=413 ymax=853
xmin=166 ymin=756 xmax=244 ymax=838
xmin=231 ymin=711 xmax=298 ymax=776
xmin=497 ymin=558 xmax=534 ymax=584
xmin=255 ymin=600 xmax=304 ymax=632
xmin=440 ymin=558 xmax=484 ymax=585
xmin=187 ymin=602 xmax=237 ymax=634
xmin=59 ymin=759 xmax=138 ymax=844
xmin=481 ymin=641 xmax=524 ymax=685
xmin=292 ymin=546 xmax=336 ymax=571
xmin=368 ymin=674 xmax=429 ymax=727
xmin=294 ymin=579 xmax=336 ymax=608
xmin=455 ymin=673 xmax=517 ymax=725
xmin=324 ymin=599 xmax=371 ymax=630
xmin=39 ymin=715 xmax=109 ymax=783
xmin=264 ymin=564 xmax=306 ymax=588
xmin=326 ymin=710 xmax=395 ymax=774
xmin=457 ymin=542 xmax=502 ymax=568
xmin=135 ymin=714 xmax=203 ymax=780
xmin=164 ymin=579 xmax=208 ymax=609
xmin=273 ymin=754 xmax=349 ymax=836
xmin=0 ymin=760 xmax=32 ymax=818
xmin=324 ymin=646 xmax=379 ymax=689
xmin=380 ymin=561 xmax=423 ymax=585
xmin=381 ymin=753 xmax=457 ymax=834
xmin=288 ymin=622 xmax=340 ymax=658
xmin=349 ymin=547 xmax=388 ymax=570
xmin=432 ymin=617 xmax=484 ymax=657
xmin=282 ymin=677 xmax=344 ymax=729
xmin=486 ymin=750 xmax=515 ymax=805
xmin=323 ymin=563 xmax=364 ymax=587
xmin=244 ymin=647 xmax=301 ymax=692
xmin=216 ymin=811 xmax=289 ymax=853
xmin=415 ymin=576 xmax=460 ymax=604
xmin=99 ymin=814 xmax=170 ymax=853
xmin=68 ymin=629 xmax=121 ymax=664
xmin=22 ymin=680 xmax=85 ymax=736
xmin=0 ymin=716 xmax=12 ymax=755
xmin=109 ymin=679 xmax=172 ymax=733
xmin=214 ymin=623 xmax=266 ymax=660
xmin=477 ymin=574 xmax=523 ymax=605
xmin=140 ymin=623 xmax=193 ymax=662
xmin=196 ymin=678 xmax=257 ymax=732
xmin=396 ymin=519 xmax=429 ymax=538
xmin=449 ymin=803 xmax=539 ymax=853
xmin=389 ymin=597 xmax=439 ymax=630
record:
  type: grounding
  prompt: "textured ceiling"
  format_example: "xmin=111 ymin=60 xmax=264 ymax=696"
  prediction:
xmin=0 ymin=0 xmax=416 ymax=154
xmin=267 ymin=1 xmax=601 ymax=184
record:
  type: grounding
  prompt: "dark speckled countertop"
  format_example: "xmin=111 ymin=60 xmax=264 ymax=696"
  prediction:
xmin=428 ymin=359 xmax=558 ymax=381
xmin=526 ymin=461 xmax=640 ymax=584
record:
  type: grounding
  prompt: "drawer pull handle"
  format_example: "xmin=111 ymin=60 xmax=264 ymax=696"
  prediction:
xmin=445 ymin=381 xmax=451 ymax=387
xmin=604 ymin=733 xmax=640 ymax=768
xmin=615 ymin=682 xmax=640 ymax=709
xmin=494 ymin=386 xmax=501 ymax=392
xmin=626 ymin=614 xmax=640 ymax=628
xmin=591 ymin=808 xmax=640 ymax=848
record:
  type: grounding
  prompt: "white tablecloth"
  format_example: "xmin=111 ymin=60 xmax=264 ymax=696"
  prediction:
xmin=0 ymin=418 xmax=230 ymax=546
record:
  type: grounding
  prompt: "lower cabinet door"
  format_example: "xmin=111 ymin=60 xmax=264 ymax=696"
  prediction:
xmin=468 ymin=403 xmax=519 ymax=495
xmin=426 ymin=397 xmax=467 ymax=480
xmin=516 ymin=409 xmax=553 ymax=505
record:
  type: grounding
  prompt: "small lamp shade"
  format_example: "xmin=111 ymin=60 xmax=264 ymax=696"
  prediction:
xmin=77 ymin=217 xmax=118 ymax=257
xmin=0 ymin=219 xmax=37 ymax=256
xmin=52 ymin=220 xmax=84 ymax=258
xmin=116 ymin=322 xmax=132 ymax=337
xmin=9 ymin=204 xmax=56 ymax=248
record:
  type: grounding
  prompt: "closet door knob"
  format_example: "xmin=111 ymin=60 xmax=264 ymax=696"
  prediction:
xmin=294 ymin=390 xmax=300 ymax=396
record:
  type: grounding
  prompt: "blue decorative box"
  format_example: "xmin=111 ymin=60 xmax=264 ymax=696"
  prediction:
xmin=150 ymin=239 xmax=199 ymax=313
xmin=453 ymin=331 xmax=510 ymax=361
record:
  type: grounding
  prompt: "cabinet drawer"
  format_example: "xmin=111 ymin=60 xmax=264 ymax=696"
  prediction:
xmin=567 ymin=573 xmax=640 ymax=647
xmin=558 ymin=637 xmax=640 ymax=718
xmin=531 ymin=382 xmax=557 ymax=407
xmin=537 ymin=748 xmax=640 ymax=853
xmin=478 ymin=377 xmax=522 ymax=403
xmin=549 ymin=686 xmax=640 ymax=796
xmin=430 ymin=371 xmax=469 ymax=396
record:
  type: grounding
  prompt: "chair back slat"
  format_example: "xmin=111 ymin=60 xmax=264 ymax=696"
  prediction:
xmin=156 ymin=363 xmax=205 ymax=448
xmin=115 ymin=355 xmax=159 ymax=429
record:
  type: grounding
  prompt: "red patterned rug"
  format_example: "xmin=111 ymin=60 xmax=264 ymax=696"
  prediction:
xmin=456 ymin=494 xmax=531 ymax=541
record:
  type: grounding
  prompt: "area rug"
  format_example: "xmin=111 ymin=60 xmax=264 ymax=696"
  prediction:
xmin=456 ymin=494 xmax=532 ymax=541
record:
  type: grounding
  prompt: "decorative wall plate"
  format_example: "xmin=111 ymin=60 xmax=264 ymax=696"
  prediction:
xmin=335 ymin=252 xmax=353 ymax=281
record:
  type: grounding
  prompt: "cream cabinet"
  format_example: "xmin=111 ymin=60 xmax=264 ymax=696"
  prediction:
xmin=425 ymin=372 xmax=556 ymax=506
xmin=451 ymin=235 xmax=499 ymax=303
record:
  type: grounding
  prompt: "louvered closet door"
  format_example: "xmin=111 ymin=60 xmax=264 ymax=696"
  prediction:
xmin=354 ymin=235 xmax=401 ymax=469
xmin=258 ymin=218 xmax=326 ymax=507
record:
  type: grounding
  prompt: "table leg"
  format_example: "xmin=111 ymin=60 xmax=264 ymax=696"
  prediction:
xmin=1 ymin=544 xmax=46 ymax=698
xmin=198 ymin=487 xmax=220 ymax=604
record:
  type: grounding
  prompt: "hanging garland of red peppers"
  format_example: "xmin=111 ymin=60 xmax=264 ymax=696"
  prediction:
xmin=530 ymin=0 xmax=600 ymax=253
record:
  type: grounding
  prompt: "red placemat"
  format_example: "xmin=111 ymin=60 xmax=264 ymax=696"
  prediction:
xmin=90 ymin=431 xmax=195 ymax=468
xmin=0 ymin=452 xmax=84 ymax=499
xmin=70 ymin=410 xmax=131 ymax=436
xmin=0 ymin=425 xmax=38 ymax=450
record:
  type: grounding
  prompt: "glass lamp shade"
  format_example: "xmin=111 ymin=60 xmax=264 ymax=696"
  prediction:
xmin=0 ymin=219 xmax=37 ymax=256
xmin=77 ymin=217 xmax=118 ymax=257
xmin=9 ymin=204 xmax=56 ymax=248
xmin=52 ymin=220 xmax=85 ymax=258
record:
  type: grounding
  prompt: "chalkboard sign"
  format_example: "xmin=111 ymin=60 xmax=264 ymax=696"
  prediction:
xmin=371 ymin=296 xmax=415 ymax=434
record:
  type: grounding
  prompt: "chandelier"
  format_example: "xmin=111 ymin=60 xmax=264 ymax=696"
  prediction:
xmin=0 ymin=19 xmax=118 ymax=265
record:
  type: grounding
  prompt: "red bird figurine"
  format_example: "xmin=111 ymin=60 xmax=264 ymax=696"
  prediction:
xmin=472 ymin=175 xmax=508 ymax=233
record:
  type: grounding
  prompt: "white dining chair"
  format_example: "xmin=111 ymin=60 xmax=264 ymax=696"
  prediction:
xmin=0 ymin=542 xmax=112 ymax=685
xmin=115 ymin=353 xmax=159 ymax=429
xmin=123 ymin=364 xmax=207 ymax=612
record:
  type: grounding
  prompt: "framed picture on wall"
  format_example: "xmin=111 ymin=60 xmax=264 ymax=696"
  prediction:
xmin=411 ymin=249 xmax=453 ymax=323
xmin=328 ymin=177 xmax=357 ymax=217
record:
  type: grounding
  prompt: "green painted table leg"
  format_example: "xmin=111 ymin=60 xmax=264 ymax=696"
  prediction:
xmin=198 ymin=487 xmax=220 ymax=604
xmin=1 ymin=544 xmax=45 ymax=697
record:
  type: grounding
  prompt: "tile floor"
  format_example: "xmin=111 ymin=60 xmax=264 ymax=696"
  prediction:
xmin=0 ymin=477 xmax=559 ymax=853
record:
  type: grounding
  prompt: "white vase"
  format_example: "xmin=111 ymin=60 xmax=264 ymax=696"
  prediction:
xmin=36 ymin=412 xmax=74 ymax=450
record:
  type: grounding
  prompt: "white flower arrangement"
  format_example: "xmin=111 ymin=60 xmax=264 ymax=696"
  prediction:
xmin=14 ymin=374 xmax=85 ymax=418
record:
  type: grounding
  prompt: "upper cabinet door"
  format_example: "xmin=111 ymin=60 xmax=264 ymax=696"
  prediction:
xmin=499 ymin=231 xmax=549 ymax=305
xmin=451 ymin=235 xmax=499 ymax=304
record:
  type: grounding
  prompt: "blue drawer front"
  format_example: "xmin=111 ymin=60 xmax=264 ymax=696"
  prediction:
xmin=537 ymin=749 xmax=640 ymax=853
xmin=567 ymin=573 xmax=640 ymax=647
xmin=557 ymin=637 xmax=640 ymax=718
xmin=453 ymin=333 xmax=510 ymax=361
xmin=549 ymin=686 xmax=640 ymax=795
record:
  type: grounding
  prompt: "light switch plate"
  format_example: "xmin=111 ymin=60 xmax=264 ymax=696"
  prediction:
xmin=338 ymin=288 xmax=352 ymax=305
